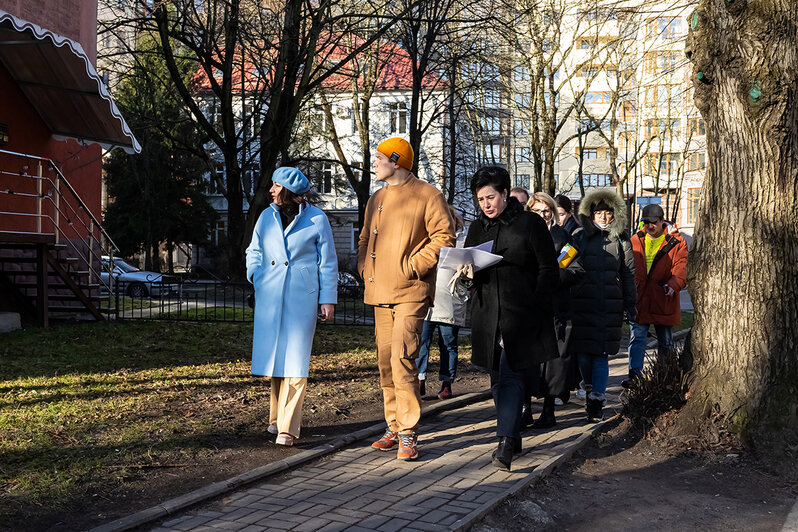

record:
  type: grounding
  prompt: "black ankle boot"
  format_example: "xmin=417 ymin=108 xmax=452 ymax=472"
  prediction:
xmin=520 ymin=399 xmax=533 ymax=428
xmin=531 ymin=396 xmax=557 ymax=429
xmin=491 ymin=437 xmax=517 ymax=470
xmin=586 ymin=398 xmax=603 ymax=423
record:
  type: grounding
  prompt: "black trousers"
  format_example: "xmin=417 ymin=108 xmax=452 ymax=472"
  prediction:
xmin=490 ymin=348 xmax=538 ymax=439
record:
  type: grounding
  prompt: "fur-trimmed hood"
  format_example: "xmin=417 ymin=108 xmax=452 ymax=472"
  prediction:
xmin=577 ymin=188 xmax=628 ymax=239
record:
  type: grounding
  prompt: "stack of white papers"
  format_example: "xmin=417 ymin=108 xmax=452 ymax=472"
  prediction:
xmin=438 ymin=241 xmax=502 ymax=272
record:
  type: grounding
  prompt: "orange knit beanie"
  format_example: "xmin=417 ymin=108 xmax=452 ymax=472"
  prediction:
xmin=377 ymin=137 xmax=414 ymax=171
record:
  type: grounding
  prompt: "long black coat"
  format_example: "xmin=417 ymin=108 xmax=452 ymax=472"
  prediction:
xmin=539 ymin=224 xmax=583 ymax=396
xmin=465 ymin=197 xmax=559 ymax=372
xmin=569 ymin=189 xmax=636 ymax=357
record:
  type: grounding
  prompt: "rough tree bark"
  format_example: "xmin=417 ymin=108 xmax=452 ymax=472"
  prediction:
xmin=681 ymin=0 xmax=798 ymax=453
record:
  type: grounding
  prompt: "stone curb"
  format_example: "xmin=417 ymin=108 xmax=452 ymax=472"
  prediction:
xmin=89 ymin=389 xmax=493 ymax=532
xmin=449 ymin=414 xmax=620 ymax=532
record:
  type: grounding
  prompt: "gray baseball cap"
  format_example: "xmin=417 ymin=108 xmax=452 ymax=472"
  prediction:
xmin=641 ymin=204 xmax=664 ymax=221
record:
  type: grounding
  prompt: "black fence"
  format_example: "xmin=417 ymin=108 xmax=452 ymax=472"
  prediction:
xmin=100 ymin=277 xmax=374 ymax=326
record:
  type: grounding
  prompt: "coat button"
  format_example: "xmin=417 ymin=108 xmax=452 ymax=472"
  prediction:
xmin=373 ymin=229 xmax=378 ymax=234
xmin=368 ymin=277 xmax=373 ymax=282
xmin=284 ymin=261 xmax=289 ymax=266
xmin=271 ymin=261 xmax=275 ymax=265
xmin=370 ymin=253 xmax=376 ymax=258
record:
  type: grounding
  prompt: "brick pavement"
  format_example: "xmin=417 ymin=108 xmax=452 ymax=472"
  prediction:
xmin=138 ymin=357 xmax=630 ymax=532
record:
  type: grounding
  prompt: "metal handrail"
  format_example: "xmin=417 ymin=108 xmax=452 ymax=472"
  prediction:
xmin=0 ymin=147 xmax=119 ymax=314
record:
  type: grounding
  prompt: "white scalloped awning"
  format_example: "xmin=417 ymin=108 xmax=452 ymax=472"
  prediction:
xmin=0 ymin=10 xmax=140 ymax=153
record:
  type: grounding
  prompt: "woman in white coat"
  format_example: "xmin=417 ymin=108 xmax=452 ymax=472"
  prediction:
xmin=246 ymin=166 xmax=338 ymax=446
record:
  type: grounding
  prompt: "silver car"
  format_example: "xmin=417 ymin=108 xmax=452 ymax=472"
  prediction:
xmin=100 ymin=256 xmax=179 ymax=298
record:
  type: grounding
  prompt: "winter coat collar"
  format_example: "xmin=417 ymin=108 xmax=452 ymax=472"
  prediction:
xmin=576 ymin=188 xmax=628 ymax=239
xmin=479 ymin=196 xmax=525 ymax=229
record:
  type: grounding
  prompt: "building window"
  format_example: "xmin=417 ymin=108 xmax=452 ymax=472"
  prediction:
xmin=212 ymin=219 xmax=226 ymax=246
xmin=584 ymin=91 xmax=613 ymax=104
xmin=484 ymin=116 xmax=501 ymax=136
xmin=351 ymin=225 xmax=360 ymax=251
xmin=582 ymin=173 xmax=612 ymax=187
xmin=389 ymin=102 xmax=407 ymax=134
xmin=515 ymin=147 xmax=531 ymax=163
xmin=320 ymin=163 xmax=334 ymax=193
xmin=515 ymin=92 xmax=531 ymax=108
xmin=515 ymin=174 xmax=530 ymax=189
xmin=645 ymin=119 xmax=681 ymax=140
xmin=687 ymin=187 xmax=701 ymax=223
xmin=687 ymin=152 xmax=707 ymax=171
xmin=514 ymin=119 xmax=530 ymax=136
xmin=621 ymin=101 xmax=636 ymax=122
xmin=208 ymin=162 xmax=225 ymax=194
xmin=582 ymin=148 xmax=598 ymax=160
xmin=688 ymin=117 xmax=706 ymax=137
xmin=484 ymin=90 xmax=501 ymax=109
xmin=645 ymin=85 xmax=681 ymax=103
xmin=646 ymin=153 xmax=682 ymax=174
xmin=243 ymin=164 xmax=259 ymax=196
xmin=647 ymin=17 xmax=682 ymax=39
xmin=645 ymin=52 xmax=682 ymax=74
xmin=582 ymin=67 xmax=598 ymax=78
xmin=484 ymin=141 xmax=505 ymax=162
xmin=513 ymin=66 xmax=530 ymax=81
xmin=581 ymin=39 xmax=594 ymax=49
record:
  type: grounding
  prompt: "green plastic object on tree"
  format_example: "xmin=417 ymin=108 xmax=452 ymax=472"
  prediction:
xmin=750 ymin=82 xmax=762 ymax=101
xmin=691 ymin=12 xmax=699 ymax=30
xmin=697 ymin=72 xmax=705 ymax=80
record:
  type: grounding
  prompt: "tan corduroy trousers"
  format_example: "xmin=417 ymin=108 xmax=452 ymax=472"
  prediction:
xmin=269 ymin=377 xmax=308 ymax=438
xmin=373 ymin=301 xmax=428 ymax=433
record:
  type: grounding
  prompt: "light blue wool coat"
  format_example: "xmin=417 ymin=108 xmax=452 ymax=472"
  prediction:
xmin=246 ymin=203 xmax=338 ymax=377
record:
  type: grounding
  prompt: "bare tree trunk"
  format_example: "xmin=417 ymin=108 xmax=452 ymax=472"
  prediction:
xmin=680 ymin=0 xmax=798 ymax=453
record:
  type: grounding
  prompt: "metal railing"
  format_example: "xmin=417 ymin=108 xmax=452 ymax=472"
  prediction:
xmin=105 ymin=276 xmax=374 ymax=325
xmin=0 ymin=148 xmax=120 ymax=311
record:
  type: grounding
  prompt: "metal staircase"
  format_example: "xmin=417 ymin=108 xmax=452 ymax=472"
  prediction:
xmin=0 ymin=148 xmax=118 ymax=326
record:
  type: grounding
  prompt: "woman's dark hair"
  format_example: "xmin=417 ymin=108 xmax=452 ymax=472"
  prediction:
xmin=554 ymin=194 xmax=572 ymax=213
xmin=276 ymin=187 xmax=307 ymax=216
xmin=470 ymin=166 xmax=511 ymax=196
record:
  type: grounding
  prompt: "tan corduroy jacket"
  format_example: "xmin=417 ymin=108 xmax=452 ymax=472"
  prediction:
xmin=357 ymin=175 xmax=456 ymax=305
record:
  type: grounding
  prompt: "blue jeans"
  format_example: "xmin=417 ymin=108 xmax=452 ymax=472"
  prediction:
xmin=416 ymin=320 xmax=459 ymax=382
xmin=628 ymin=322 xmax=674 ymax=376
xmin=577 ymin=354 xmax=609 ymax=400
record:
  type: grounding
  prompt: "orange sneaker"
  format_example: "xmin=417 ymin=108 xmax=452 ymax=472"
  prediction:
xmin=396 ymin=432 xmax=418 ymax=461
xmin=371 ymin=429 xmax=399 ymax=451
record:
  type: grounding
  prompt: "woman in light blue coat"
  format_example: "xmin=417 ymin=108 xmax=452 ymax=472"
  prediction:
xmin=246 ymin=167 xmax=338 ymax=446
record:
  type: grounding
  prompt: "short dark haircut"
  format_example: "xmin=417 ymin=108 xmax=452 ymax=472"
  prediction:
xmin=470 ymin=166 xmax=511 ymax=196
xmin=554 ymin=194 xmax=572 ymax=213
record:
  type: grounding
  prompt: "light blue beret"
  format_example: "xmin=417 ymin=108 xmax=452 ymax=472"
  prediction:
xmin=272 ymin=166 xmax=310 ymax=194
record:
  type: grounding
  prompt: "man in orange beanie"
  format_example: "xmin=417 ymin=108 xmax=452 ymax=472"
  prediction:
xmin=358 ymin=137 xmax=455 ymax=461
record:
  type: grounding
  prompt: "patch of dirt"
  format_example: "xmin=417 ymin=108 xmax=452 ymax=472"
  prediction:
xmin=476 ymin=418 xmax=798 ymax=531
xmin=17 ymin=360 xmax=489 ymax=532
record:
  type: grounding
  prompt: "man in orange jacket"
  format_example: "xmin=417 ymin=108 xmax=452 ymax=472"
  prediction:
xmin=623 ymin=204 xmax=688 ymax=388
xmin=358 ymin=137 xmax=455 ymax=460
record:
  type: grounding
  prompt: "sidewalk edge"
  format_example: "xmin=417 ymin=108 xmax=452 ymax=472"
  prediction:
xmin=448 ymin=414 xmax=619 ymax=532
xmin=88 ymin=389 xmax=493 ymax=532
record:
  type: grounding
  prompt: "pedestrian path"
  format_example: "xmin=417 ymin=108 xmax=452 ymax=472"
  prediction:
xmin=142 ymin=358 xmax=629 ymax=532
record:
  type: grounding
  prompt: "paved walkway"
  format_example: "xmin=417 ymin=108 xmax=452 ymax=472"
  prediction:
xmin=135 ymin=357 xmax=630 ymax=532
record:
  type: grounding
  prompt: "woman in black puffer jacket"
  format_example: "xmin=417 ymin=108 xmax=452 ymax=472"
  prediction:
xmin=570 ymin=188 xmax=636 ymax=422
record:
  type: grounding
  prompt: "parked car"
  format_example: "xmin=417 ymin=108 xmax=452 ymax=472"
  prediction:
xmin=337 ymin=271 xmax=364 ymax=298
xmin=100 ymin=256 xmax=179 ymax=298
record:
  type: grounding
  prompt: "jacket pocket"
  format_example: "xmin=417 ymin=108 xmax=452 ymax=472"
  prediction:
xmin=299 ymin=266 xmax=318 ymax=294
xmin=402 ymin=315 xmax=424 ymax=359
